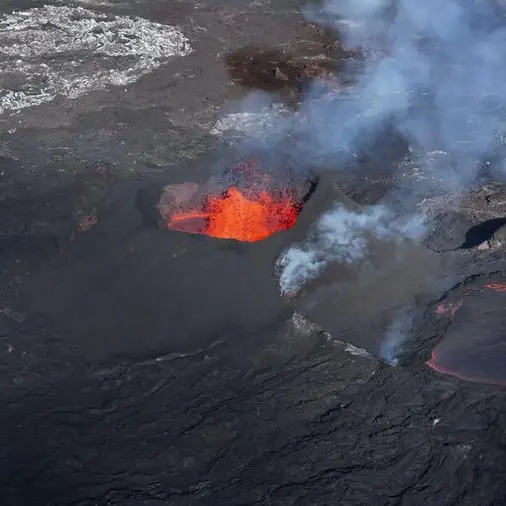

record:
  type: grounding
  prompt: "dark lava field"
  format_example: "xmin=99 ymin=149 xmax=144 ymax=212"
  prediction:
xmin=0 ymin=0 xmax=506 ymax=505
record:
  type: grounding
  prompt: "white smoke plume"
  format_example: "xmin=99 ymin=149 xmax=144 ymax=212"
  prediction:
xmin=379 ymin=310 xmax=415 ymax=365
xmin=277 ymin=204 xmax=425 ymax=295
xmin=301 ymin=0 xmax=506 ymax=183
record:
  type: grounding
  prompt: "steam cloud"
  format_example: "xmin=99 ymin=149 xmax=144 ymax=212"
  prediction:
xmin=301 ymin=0 xmax=506 ymax=183
xmin=267 ymin=0 xmax=506 ymax=362
xmin=277 ymin=0 xmax=506 ymax=293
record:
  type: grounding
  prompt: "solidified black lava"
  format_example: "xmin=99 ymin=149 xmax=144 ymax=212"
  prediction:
xmin=427 ymin=272 xmax=506 ymax=385
xmin=431 ymin=217 xmax=506 ymax=252
xmin=18 ymin=166 xmax=327 ymax=361
xmin=224 ymin=46 xmax=338 ymax=98
xmin=455 ymin=218 xmax=506 ymax=250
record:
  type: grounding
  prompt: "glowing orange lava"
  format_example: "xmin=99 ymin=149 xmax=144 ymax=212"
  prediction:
xmin=167 ymin=186 xmax=299 ymax=242
xmin=485 ymin=282 xmax=506 ymax=292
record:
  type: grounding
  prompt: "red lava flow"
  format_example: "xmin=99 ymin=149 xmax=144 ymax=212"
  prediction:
xmin=485 ymin=282 xmax=506 ymax=292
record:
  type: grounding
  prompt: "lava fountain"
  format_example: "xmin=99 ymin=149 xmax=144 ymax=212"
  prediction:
xmin=158 ymin=160 xmax=314 ymax=242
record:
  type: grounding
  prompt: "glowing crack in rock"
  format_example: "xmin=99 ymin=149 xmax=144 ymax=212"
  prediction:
xmin=0 ymin=5 xmax=192 ymax=114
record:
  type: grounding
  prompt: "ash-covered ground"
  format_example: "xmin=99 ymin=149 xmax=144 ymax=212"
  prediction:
xmin=1 ymin=0 xmax=506 ymax=505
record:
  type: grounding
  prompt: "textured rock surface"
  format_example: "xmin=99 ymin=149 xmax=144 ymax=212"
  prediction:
xmin=0 ymin=1 xmax=505 ymax=505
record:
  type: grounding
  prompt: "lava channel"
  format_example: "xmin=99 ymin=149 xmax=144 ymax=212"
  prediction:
xmin=159 ymin=161 xmax=311 ymax=242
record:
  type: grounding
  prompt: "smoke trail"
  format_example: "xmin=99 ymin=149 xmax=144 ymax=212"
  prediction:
xmin=379 ymin=310 xmax=415 ymax=365
xmin=277 ymin=204 xmax=425 ymax=295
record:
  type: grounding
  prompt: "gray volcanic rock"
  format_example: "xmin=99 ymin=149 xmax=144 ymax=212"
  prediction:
xmin=275 ymin=174 xmax=442 ymax=358
xmin=1 ymin=1 xmax=506 ymax=506
xmin=21 ymin=176 xmax=293 ymax=360
xmin=296 ymin=237 xmax=441 ymax=357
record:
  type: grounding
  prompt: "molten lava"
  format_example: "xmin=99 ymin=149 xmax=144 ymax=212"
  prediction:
xmin=166 ymin=186 xmax=299 ymax=242
xmin=485 ymin=282 xmax=506 ymax=292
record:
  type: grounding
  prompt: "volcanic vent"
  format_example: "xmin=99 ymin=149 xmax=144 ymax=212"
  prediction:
xmin=158 ymin=160 xmax=317 ymax=242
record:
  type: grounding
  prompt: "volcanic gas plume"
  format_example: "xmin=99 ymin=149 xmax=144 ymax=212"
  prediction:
xmin=159 ymin=161 xmax=312 ymax=242
xmin=256 ymin=0 xmax=506 ymax=369
xmin=273 ymin=0 xmax=506 ymax=294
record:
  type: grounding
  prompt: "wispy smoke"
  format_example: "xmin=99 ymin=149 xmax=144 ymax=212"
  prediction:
xmin=277 ymin=204 xmax=425 ymax=295
xmin=277 ymin=0 xmax=506 ymax=293
xmin=379 ymin=310 xmax=415 ymax=365
xmin=301 ymin=0 xmax=506 ymax=184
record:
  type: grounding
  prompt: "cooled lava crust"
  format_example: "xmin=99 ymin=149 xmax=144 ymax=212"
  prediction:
xmin=425 ymin=272 xmax=506 ymax=385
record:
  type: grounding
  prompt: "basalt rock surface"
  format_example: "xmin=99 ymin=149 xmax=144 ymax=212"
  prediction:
xmin=0 ymin=1 xmax=506 ymax=505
